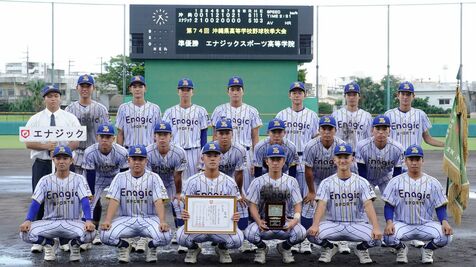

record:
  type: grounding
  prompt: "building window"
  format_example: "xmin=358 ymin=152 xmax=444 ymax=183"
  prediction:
xmin=439 ymin=99 xmax=450 ymax=105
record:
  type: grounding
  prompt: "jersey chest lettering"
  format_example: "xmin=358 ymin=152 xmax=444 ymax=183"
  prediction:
xmin=337 ymin=121 xmax=364 ymax=130
xmin=391 ymin=122 xmax=420 ymax=131
xmin=283 ymin=120 xmax=311 ymax=131
xmin=330 ymin=191 xmax=360 ymax=201
xmin=46 ymin=189 xmax=79 ymax=200
xmin=398 ymin=189 xmax=430 ymax=201
xmin=120 ymin=188 xmax=153 ymax=199
xmin=368 ymin=158 xmax=396 ymax=167
xmin=151 ymin=164 xmax=173 ymax=174
xmin=79 ymin=116 xmax=101 ymax=124
xmin=125 ymin=116 xmax=153 ymax=124
xmin=171 ymin=118 xmax=199 ymax=126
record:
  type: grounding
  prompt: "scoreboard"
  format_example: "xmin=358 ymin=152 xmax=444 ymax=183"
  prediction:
xmin=130 ymin=5 xmax=313 ymax=61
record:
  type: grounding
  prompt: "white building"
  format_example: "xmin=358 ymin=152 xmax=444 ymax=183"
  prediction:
xmin=413 ymin=81 xmax=467 ymax=111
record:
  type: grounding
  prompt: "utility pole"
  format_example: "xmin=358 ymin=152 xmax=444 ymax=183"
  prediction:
xmin=68 ymin=59 xmax=75 ymax=76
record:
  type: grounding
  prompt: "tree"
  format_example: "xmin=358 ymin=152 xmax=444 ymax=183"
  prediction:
xmin=96 ymin=55 xmax=144 ymax=95
xmin=298 ymin=67 xmax=307 ymax=83
xmin=412 ymin=97 xmax=450 ymax=114
xmin=318 ymin=102 xmax=333 ymax=114
xmin=9 ymin=79 xmax=45 ymax=112
xmin=354 ymin=77 xmax=385 ymax=114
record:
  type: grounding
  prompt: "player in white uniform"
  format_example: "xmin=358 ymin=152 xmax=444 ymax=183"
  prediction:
xmin=65 ymin=74 xmax=109 ymax=174
xmin=245 ymin=144 xmax=306 ymax=264
xmin=307 ymin=144 xmax=383 ymax=264
xmin=382 ymin=145 xmax=453 ymax=264
xmin=100 ymin=145 xmax=171 ymax=263
xmin=177 ymin=142 xmax=243 ymax=264
xmin=115 ymin=75 xmax=161 ymax=148
xmin=19 ymin=146 xmax=95 ymax=262
xmin=146 ymin=121 xmax=188 ymax=252
xmin=163 ymin=78 xmax=209 ymax=180
xmin=253 ymin=118 xmax=299 ymax=179
xmin=355 ymin=115 xmax=404 ymax=195
xmin=332 ymin=82 xmax=372 ymax=149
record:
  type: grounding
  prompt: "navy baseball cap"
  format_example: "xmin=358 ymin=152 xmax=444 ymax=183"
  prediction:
xmin=129 ymin=75 xmax=146 ymax=87
xmin=41 ymin=85 xmax=61 ymax=97
xmin=77 ymin=74 xmax=95 ymax=85
xmin=334 ymin=143 xmax=353 ymax=156
xmin=398 ymin=81 xmax=414 ymax=93
xmin=289 ymin=81 xmax=305 ymax=92
xmin=178 ymin=78 xmax=194 ymax=89
xmin=215 ymin=119 xmax=233 ymax=131
xmin=268 ymin=118 xmax=286 ymax=131
xmin=97 ymin=123 xmax=115 ymax=135
xmin=129 ymin=145 xmax=147 ymax=158
xmin=319 ymin=116 xmax=337 ymax=128
xmin=372 ymin=115 xmax=391 ymax=127
xmin=266 ymin=144 xmax=286 ymax=158
xmin=202 ymin=142 xmax=222 ymax=154
xmin=53 ymin=145 xmax=72 ymax=157
xmin=404 ymin=145 xmax=424 ymax=158
xmin=154 ymin=122 xmax=172 ymax=133
xmin=344 ymin=82 xmax=360 ymax=94
xmin=228 ymin=76 xmax=244 ymax=87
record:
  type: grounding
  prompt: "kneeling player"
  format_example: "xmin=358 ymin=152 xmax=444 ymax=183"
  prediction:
xmin=307 ymin=144 xmax=382 ymax=264
xmin=382 ymin=145 xmax=453 ymax=264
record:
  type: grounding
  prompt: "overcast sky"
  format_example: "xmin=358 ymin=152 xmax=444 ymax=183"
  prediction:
xmin=1 ymin=0 xmax=475 ymax=84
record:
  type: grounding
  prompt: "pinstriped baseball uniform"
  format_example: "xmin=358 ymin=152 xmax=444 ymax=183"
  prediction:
xmin=332 ymin=108 xmax=372 ymax=149
xmin=176 ymin=172 xmax=244 ymax=249
xmin=115 ymin=101 xmax=161 ymax=148
xmin=163 ymin=104 xmax=209 ymax=179
xmin=100 ymin=169 xmax=172 ymax=247
xmin=253 ymin=138 xmax=299 ymax=174
xmin=275 ymin=107 xmax=319 ymax=153
xmin=384 ymin=107 xmax=431 ymax=148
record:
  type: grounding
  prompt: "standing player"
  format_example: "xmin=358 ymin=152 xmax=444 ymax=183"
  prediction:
xmin=177 ymin=142 xmax=243 ymax=264
xmin=115 ymin=75 xmax=161 ymax=148
xmin=19 ymin=145 xmax=95 ymax=262
xmin=307 ymin=144 xmax=382 ymax=264
xmin=382 ymin=145 xmax=453 ymax=264
xmin=146 ymin=121 xmax=188 ymax=252
xmin=276 ymin=81 xmax=319 ymax=254
xmin=245 ymin=144 xmax=306 ymax=264
xmin=162 ymin=78 xmax=209 ymax=179
xmin=100 ymin=145 xmax=171 ymax=263
xmin=355 ymin=115 xmax=404 ymax=195
xmin=332 ymin=82 xmax=372 ymax=149
xmin=65 ymin=74 xmax=109 ymax=174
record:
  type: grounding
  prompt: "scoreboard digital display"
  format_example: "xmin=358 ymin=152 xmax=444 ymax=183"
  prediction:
xmin=130 ymin=5 xmax=313 ymax=61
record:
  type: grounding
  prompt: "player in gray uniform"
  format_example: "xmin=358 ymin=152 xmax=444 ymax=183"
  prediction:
xmin=177 ymin=142 xmax=243 ymax=264
xmin=355 ymin=115 xmax=404 ymax=195
xmin=307 ymin=144 xmax=383 ymax=264
xmin=146 ymin=121 xmax=187 ymax=252
xmin=253 ymin=118 xmax=299 ymax=179
xmin=19 ymin=146 xmax=95 ymax=262
xmin=115 ymin=75 xmax=161 ymax=148
xmin=245 ymin=144 xmax=306 ymax=264
xmin=65 ymin=74 xmax=109 ymax=174
xmin=382 ymin=145 xmax=453 ymax=264
xmin=100 ymin=145 xmax=171 ymax=263
xmin=162 ymin=78 xmax=209 ymax=180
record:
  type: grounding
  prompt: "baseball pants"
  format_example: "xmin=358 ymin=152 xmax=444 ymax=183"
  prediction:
xmin=21 ymin=219 xmax=94 ymax=244
xmin=244 ymin=221 xmax=306 ymax=245
xmin=176 ymin=226 xmax=243 ymax=249
xmin=308 ymin=221 xmax=381 ymax=247
xmin=384 ymin=221 xmax=452 ymax=248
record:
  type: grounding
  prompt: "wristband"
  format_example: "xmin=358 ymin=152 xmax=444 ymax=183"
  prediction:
xmin=293 ymin=212 xmax=301 ymax=222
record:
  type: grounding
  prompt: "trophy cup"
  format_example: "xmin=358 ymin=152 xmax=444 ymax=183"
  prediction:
xmin=261 ymin=184 xmax=289 ymax=230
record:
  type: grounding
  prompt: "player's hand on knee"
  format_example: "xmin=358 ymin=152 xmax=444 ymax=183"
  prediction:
xmin=258 ymin=219 xmax=269 ymax=231
xmin=85 ymin=221 xmax=96 ymax=232
xmin=100 ymin=221 xmax=111 ymax=231
xmin=232 ymin=212 xmax=240 ymax=222
xmin=372 ymin=227 xmax=383 ymax=240
xmin=307 ymin=224 xmax=319 ymax=236
xmin=303 ymin=192 xmax=316 ymax=203
xmin=19 ymin=220 xmax=32 ymax=232
xmin=442 ymin=221 xmax=453 ymax=235
xmin=182 ymin=210 xmax=190 ymax=220
xmin=384 ymin=221 xmax=395 ymax=235
xmin=159 ymin=222 xmax=170 ymax=232
xmin=284 ymin=219 xmax=298 ymax=232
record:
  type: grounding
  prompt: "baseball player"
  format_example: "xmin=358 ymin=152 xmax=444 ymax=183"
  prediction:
xmin=65 ymin=74 xmax=109 ymax=174
xmin=162 ymin=78 xmax=209 ymax=180
xmin=355 ymin=115 xmax=404 ymax=195
xmin=244 ymin=144 xmax=306 ymax=264
xmin=177 ymin=142 xmax=243 ymax=264
xmin=115 ymin=75 xmax=161 ymax=148
xmin=307 ymin=144 xmax=383 ymax=264
xmin=253 ymin=118 xmax=299 ymax=179
xmin=382 ymin=145 xmax=453 ymax=264
xmin=100 ymin=145 xmax=171 ymax=263
xmin=19 ymin=145 xmax=95 ymax=262
xmin=146 ymin=121 xmax=188 ymax=252
xmin=331 ymin=82 xmax=372 ymax=149
xmin=276 ymin=81 xmax=319 ymax=254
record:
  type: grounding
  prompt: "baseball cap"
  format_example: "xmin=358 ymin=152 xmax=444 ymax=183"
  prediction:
xmin=334 ymin=143 xmax=353 ymax=156
xmin=268 ymin=118 xmax=286 ymax=131
xmin=319 ymin=115 xmax=337 ymax=128
xmin=289 ymin=81 xmax=305 ymax=92
xmin=178 ymin=78 xmax=194 ymax=89
xmin=128 ymin=145 xmax=147 ymax=158
xmin=215 ymin=119 xmax=233 ymax=131
xmin=77 ymin=74 xmax=95 ymax=85
xmin=372 ymin=115 xmax=391 ymax=127
xmin=344 ymin=82 xmax=360 ymax=94
xmin=41 ymin=85 xmax=61 ymax=97
xmin=228 ymin=76 xmax=244 ymax=87
xmin=398 ymin=81 xmax=414 ymax=93
xmin=201 ymin=142 xmax=222 ymax=154
xmin=129 ymin=75 xmax=146 ymax=87
xmin=96 ymin=123 xmax=115 ymax=135
xmin=404 ymin=145 xmax=424 ymax=158
xmin=53 ymin=145 xmax=72 ymax=157
xmin=266 ymin=144 xmax=286 ymax=158
xmin=154 ymin=122 xmax=172 ymax=133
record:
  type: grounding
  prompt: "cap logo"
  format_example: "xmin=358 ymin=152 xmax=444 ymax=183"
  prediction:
xmin=348 ymin=84 xmax=355 ymax=90
xmin=411 ymin=147 xmax=419 ymax=154
xmin=324 ymin=117 xmax=330 ymax=123
xmin=102 ymin=126 xmax=109 ymax=132
xmin=273 ymin=120 xmax=280 ymax=126
xmin=135 ymin=147 xmax=142 ymax=154
xmin=339 ymin=145 xmax=346 ymax=152
xmin=134 ymin=76 xmax=141 ymax=81
xmin=379 ymin=117 xmax=386 ymax=123
xmin=404 ymin=83 xmax=410 ymax=90
xmin=220 ymin=121 xmax=228 ymax=127
xmin=294 ymin=82 xmax=301 ymax=88
xmin=82 ymin=75 xmax=89 ymax=82
xmin=48 ymin=85 xmax=54 ymax=89
xmin=233 ymin=78 xmax=240 ymax=84
xmin=209 ymin=143 xmax=216 ymax=150
xmin=272 ymin=147 xmax=280 ymax=154
xmin=59 ymin=147 xmax=65 ymax=153
xmin=159 ymin=123 xmax=166 ymax=129
xmin=182 ymin=79 xmax=189 ymax=86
